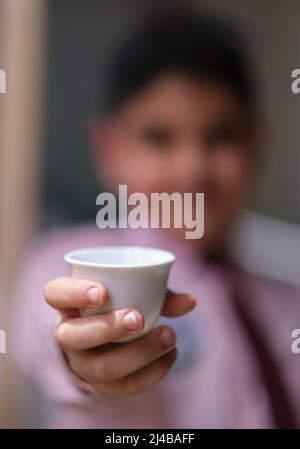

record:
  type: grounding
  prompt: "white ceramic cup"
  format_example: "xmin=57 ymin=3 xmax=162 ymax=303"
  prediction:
xmin=64 ymin=246 xmax=175 ymax=342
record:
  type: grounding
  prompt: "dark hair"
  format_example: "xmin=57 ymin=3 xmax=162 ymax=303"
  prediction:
xmin=104 ymin=8 xmax=257 ymax=112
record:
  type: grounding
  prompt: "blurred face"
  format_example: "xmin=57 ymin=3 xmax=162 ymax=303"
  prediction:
xmin=92 ymin=74 xmax=259 ymax=252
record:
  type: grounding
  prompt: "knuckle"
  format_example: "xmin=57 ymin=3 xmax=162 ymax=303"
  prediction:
xmin=56 ymin=323 xmax=72 ymax=348
xmin=122 ymin=378 xmax=139 ymax=396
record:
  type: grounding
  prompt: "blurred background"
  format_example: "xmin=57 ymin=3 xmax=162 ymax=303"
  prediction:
xmin=0 ymin=0 xmax=300 ymax=428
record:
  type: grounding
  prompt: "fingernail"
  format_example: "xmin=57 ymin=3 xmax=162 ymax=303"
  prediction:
xmin=159 ymin=327 xmax=176 ymax=347
xmin=122 ymin=311 xmax=140 ymax=331
xmin=87 ymin=287 xmax=99 ymax=305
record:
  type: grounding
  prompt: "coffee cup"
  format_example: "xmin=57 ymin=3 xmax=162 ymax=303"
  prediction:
xmin=64 ymin=246 xmax=175 ymax=342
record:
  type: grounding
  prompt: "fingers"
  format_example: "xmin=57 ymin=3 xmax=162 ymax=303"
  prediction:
xmin=92 ymin=348 xmax=177 ymax=399
xmin=45 ymin=278 xmax=196 ymax=318
xmin=46 ymin=278 xmax=194 ymax=398
xmin=70 ymin=325 xmax=176 ymax=383
xmin=45 ymin=276 xmax=107 ymax=310
xmin=119 ymin=347 xmax=177 ymax=396
xmin=161 ymin=290 xmax=196 ymax=317
xmin=56 ymin=308 xmax=144 ymax=351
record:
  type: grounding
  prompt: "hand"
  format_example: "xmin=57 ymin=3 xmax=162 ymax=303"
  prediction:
xmin=44 ymin=276 xmax=196 ymax=399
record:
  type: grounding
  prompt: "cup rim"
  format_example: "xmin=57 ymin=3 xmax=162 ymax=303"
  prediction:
xmin=64 ymin=246 xmax=176 ymax=269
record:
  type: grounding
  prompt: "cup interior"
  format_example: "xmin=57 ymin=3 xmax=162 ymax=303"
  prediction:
xmin=64 ymin=246 xmax=175 ymax=268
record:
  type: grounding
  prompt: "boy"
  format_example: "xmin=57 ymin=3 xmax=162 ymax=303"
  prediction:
xmin=10 ymin=9 xmax=300 ymax=428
